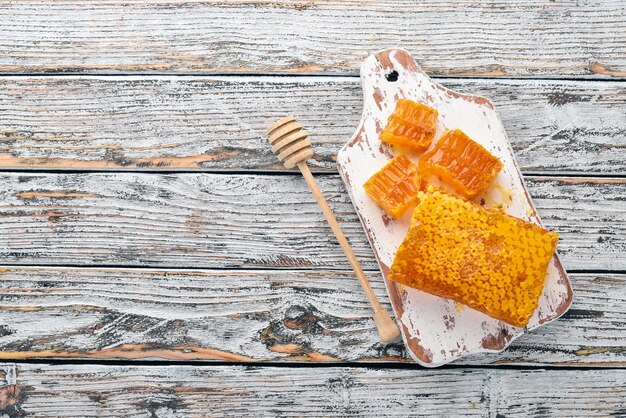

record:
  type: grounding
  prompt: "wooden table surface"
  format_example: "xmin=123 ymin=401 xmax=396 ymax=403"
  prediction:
xmin=0 ymin=1 xmax=625 ymax=416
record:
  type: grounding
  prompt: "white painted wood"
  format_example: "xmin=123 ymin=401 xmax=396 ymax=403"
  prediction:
xmin=0 ymin=76 xmax=624 ymax=174
xmin=0 ymin=173 xmax=623 ymax=271
xmin=337 ymin=49 xmax=573 ymax=366
xmin=0 ymin=0 xmax=621 ymax=408
xmin=0 ymin=363 xmax=624 ymax=417
xmin=0 ymin=1 xmax=624 ymax=78
xmin=0 ymin=267 xmax=623 ymax=365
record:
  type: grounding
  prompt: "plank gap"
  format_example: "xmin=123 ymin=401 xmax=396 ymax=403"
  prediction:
xmin=0 ymin=264 xmax=624 ymax=275
xmin=1 ymin=73 xmax=626 ymax=82
xmin=3 ymin=358 xmax=625 ymax=371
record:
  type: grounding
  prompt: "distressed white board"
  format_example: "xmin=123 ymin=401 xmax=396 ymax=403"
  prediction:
xmin=0 ymin=76 xmax=625 ymax=174
xmin=1 ymin=363 xmax=625 ymax=417
xmin=337 ymin=49 xmax=573 ymax=367
xmin=0 ymin=0 xmax=625 ymax=78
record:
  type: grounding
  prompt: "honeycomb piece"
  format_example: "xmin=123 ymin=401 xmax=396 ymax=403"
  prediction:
xmin=420 ymin=129 xmax=503 ymax=198
xmin=380 ymin=99 xmax=438 ymax=153
xmin=364 ymin=154 xmax=423 ymax=218
xmin=388 ymin=189 xmax=559 ymax=327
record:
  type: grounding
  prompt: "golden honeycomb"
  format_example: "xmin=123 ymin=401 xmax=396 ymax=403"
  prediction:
xmin=380 ymin=99 xmax=438 ymax=153
xmin=388 ymin=189 xmax=559 ymax=327
xmin=420 ymin=129 xmax=503 ymax=199
xmin=364 ymin=154 xmax=423 ymax=218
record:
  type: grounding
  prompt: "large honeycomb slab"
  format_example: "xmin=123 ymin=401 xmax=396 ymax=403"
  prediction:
xmin=389 ymin=189 xmax=559 ymax=327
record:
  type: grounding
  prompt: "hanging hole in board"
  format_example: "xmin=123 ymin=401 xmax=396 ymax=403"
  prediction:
xmin=385 ymin=70 xmax=399 ymax=82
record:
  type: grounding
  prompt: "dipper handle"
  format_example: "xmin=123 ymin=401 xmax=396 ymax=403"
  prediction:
xmin=267 ymin=116 xmax=401 ymax=343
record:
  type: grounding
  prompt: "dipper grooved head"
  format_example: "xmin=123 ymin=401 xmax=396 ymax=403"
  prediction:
xmin=267 ymin=116 xmax=314 ymax=169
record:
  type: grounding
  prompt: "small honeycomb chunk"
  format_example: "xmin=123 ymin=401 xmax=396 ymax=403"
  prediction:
xmin=380 ymin=99 xmax=438 ymax=153
xmin=420 ymin=129 xmax=503 ymax=198
xmin=388 ymin=190 xmax=559 ymax=327
xmin=364 ymin=154 xmax=423 ymax=218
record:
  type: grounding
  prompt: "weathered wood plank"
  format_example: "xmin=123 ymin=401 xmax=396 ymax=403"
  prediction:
xmin=0 ymin=267 xmax=623 ymax=365
xmin=1 ymin=77 xmax=624 ymax=174
xmin=0 ymin=1 xmax=624 ymax=78
xmin=0 ymin=173 xmax=623 ymax=271
xmin=0 ymin=363 xmax=624 ymax=417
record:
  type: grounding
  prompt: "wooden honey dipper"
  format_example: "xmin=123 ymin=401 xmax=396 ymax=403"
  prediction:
xmin=267 ymin=116 xmax=401 ymax=343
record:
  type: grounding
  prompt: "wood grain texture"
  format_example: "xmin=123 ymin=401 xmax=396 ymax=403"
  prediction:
xmin=1 ymin=77 xmax=625 ymax=174
xmin=0 ymin=1 xmax=624 ymax=78
xmin=0 ymin=267 xmax=623 ymax=365
xmin=0 ymin=363 xmax=625 ymax=417
xmin=0 ymin=173 xmax=623 ymax=271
